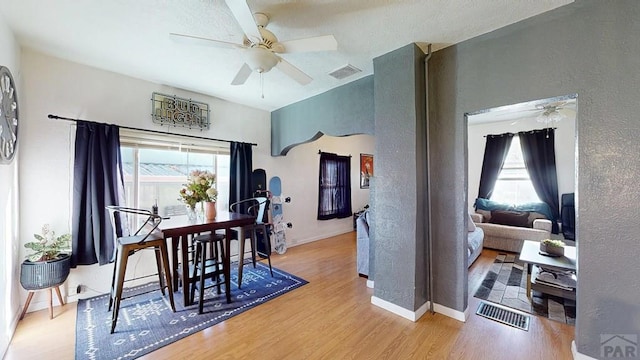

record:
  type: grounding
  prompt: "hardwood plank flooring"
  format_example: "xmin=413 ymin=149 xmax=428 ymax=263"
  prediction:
xmin=5 ymin=232 xmax=575 ymax=359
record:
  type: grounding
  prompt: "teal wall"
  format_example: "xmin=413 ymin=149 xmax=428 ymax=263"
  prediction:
xmin=270 ymin=76 xmax=374 ymax=156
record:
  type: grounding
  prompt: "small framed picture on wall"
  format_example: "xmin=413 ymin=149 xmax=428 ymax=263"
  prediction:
xmin=360 ymin=154 xmax=373 ymax=189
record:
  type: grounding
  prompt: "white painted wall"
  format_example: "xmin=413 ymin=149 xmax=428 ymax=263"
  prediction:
xmin=18 ymin=48 xmax=373 ymax=311
xmin=0 ymin=13 xmax=21 ymax=358
xmin=467 ymin=113 xmax=576 ymax=212
xmin=273 ymin=133 xmax=373 ymax=245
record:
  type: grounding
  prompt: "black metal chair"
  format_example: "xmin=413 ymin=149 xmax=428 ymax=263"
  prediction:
xmin=561 ymin=193 xmax=575 ymax=241
xmin=105 ymin=206 xmax=176 ymax=333
xmin=230 ymin=197 xmax=274 ymax=287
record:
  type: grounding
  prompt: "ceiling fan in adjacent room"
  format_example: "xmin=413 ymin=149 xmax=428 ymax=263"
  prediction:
xmin=501 ymin=100 xmax=575 ymax=126
xmin=534 ymin=101 xmax=575 ymax=124
xmin=170 ymin=0 xmax=338 ymax=92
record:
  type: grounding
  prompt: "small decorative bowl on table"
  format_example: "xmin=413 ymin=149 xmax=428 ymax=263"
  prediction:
xmin=539 ymin=239 xmax=565 ymax=257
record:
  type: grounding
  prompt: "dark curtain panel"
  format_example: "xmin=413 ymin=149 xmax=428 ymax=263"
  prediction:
xmin=477 ymin=133 xmax=514 ymax=200
xmin=519 ymin=128 xmax=560 ymax=234
xmin=229 ymin=142 xmax=253 ymax=213
xmin=317 ymin=152 xmax=352 ymax=220
xmin=71 ymin=121 xmax=124 ymax=267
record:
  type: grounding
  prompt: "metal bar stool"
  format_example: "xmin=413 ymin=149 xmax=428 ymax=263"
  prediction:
xmin=191 ymin=232 xmax=226 ymax=314
xmin=230 ymin=197 xmax=274 ymax=288
xmin=106 ymin=206 xmax=176 ymax=333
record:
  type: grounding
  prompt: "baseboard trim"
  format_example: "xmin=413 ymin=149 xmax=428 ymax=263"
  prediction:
xmin=414 ymin=301 xmax=429 ymax=320
xmin=366 ymin=280 xmax=374 ymax=288
xmin=3 ymin=302 xmax=21 ymax=359
xmin=572 ymin=341 xmax=598 ymax=360
xmin=370 ymin=296 xmax=468 ymax=323
xmin=371 ymin=296 xmax=430 ymax=322
xmin=434 ymin=303 xmax=467 ymax=322
xmin=287 ymin=228 xmax=353 ymax=248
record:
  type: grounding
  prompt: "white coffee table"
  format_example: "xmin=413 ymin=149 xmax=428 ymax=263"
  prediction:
xmin=518 ymin=240 xmax=576 ymax=300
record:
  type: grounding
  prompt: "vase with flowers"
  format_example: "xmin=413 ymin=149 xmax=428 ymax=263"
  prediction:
xmin=178 ymin=169 xmax=218 ymax=220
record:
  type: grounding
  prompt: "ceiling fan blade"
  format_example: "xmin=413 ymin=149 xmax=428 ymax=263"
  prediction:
xmin=169 ymin=33 xmax=243 ymax=49
xmin=276 ymin=35 xmax=338 ymax=53
xmin=224 ymin=0 xmax=262 ymax=43
xmin=275 ymin=57 xmax=312 ymax=85
xmin=231 ymin=63 xmax=253 ymax=85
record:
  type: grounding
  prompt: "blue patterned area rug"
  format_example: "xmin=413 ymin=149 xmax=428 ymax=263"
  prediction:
xmin=75 ymin=263 xmax=307 ymax=360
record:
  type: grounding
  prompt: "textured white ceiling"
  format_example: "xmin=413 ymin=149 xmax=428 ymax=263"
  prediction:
xmin=0 ymin=0 xmax=573 ymax=111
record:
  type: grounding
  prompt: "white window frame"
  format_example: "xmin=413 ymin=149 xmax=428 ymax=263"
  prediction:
xmin=492 ymin=135 xmax=541 ymax=205
xmin=119 ymin=129 xmax=230 ymax=212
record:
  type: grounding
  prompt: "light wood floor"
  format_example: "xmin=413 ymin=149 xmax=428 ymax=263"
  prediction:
xmin=5 ymin=232 xmax=575 ymax=360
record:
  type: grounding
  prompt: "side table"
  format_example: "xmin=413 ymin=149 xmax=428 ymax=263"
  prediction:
xmin=518 ymin=240 xmax=577 ymax=300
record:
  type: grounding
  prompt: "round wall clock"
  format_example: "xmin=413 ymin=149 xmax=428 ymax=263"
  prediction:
xmin=0 ymin=66 xmax=19 ymax=164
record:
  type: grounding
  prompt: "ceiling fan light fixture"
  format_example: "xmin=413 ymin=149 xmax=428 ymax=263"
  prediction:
xmin=258 ymin=27 xmax=277 ymax=47
xmin=253 ymin=12 xmax=269 ymax=28
xmin=174 ymin=1 xmax=335 ymax=88
xmin=245 ymin=47 xmax=278 ymax=73
xmin=536 ymin=105 xmax=567 ymax=124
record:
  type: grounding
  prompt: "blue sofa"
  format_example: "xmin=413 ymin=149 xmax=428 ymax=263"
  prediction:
xmin=467 ymin=214 xmax=484 ymax=267
xmin=356 ymin=210 xmax=370 ymax=277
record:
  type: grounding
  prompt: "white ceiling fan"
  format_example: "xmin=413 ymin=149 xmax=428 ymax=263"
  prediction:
xmin=533 ymin=100 xmax=575 ymax=124
xmin=170 ymin=0 xmax=338 ymax=88
xmin=503 ymin=100 xmax=575 ymax=125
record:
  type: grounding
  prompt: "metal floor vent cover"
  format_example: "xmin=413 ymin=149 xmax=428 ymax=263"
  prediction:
xmin=476 ymin=302 xmax=530 ymax=331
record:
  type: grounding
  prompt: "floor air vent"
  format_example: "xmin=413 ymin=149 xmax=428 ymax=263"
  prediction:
xmin=476 ymin=302 xmax=530 ymax=331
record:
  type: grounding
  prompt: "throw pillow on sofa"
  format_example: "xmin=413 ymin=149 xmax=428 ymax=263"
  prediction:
xmin=475 ymin=198 xmax=512 ymax=211
xmin=489 ymin=210 xmax=530 ymax=228
xmin=476 ymin=209 xmax=492 ymax=222
xmin=468 ymin=213 xmax=477 ymax=232
xmin=527 ymin=211 xmax=547 ymax=227
xmin=475 ymin=198 xmax=555 ymax=226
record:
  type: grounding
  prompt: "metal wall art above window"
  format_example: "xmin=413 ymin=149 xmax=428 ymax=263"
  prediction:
xmin=151 ymin=92 xmax=210 ymax=130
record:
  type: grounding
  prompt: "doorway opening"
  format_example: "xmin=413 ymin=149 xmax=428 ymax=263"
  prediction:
xmin=464 ymin=93 xmax=578 ymax=325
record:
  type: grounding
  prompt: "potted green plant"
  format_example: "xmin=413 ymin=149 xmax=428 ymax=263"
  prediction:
xmin=540 ymin=239 xmax=565 ymax=257
xmin=20 ymin=224 xmax=72 ymax=290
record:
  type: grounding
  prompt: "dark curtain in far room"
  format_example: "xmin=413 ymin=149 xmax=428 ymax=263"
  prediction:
xmin=317 ymin=152 xmax=352 ymax=220
xmin=477 ymin=133 xmax=513 ymax=201
xmin=71 ymin=121 xmax=124 ymax=267
xmin=519 ymin=128 xmax=560 ymax=234
xmin=229 ymin=142 xmax=253 ymax=214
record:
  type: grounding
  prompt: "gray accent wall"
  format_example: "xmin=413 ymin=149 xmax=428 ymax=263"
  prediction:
xmin=270 ymin=76 xmax=374 ymax=156
xmin=269 ymin=1 xmax=640 ymax=356
xmin=429 ymin=48 xmax=468 ymax=312
xmin=430 ymin=0 xmax=640 ymax=357
xmin=372 ymin=44 xmax=429 ymax=310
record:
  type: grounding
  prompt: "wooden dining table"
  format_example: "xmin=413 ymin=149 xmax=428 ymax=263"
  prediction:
xmin=158 ymin=211 xmax=256 ymax=307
